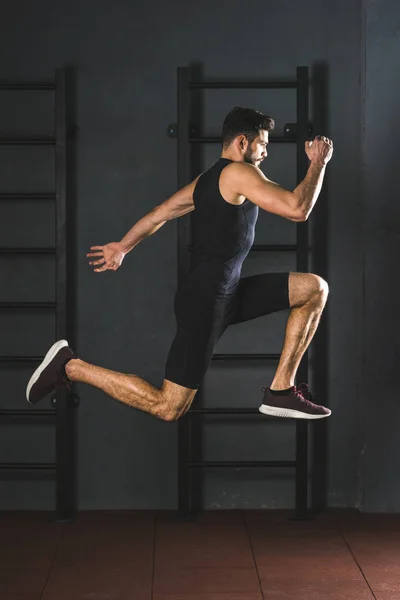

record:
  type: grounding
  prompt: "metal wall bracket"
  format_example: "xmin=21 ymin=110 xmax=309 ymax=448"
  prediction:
xmin=168 ymin=123 xmax=198 ymax=139
xmin=51 ymin=393 xmax=80 ymax=407
xmin=284 ymin=122 xmax=313 ymax=138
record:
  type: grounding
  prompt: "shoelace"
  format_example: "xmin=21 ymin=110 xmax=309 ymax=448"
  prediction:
xmin=295 ymin=383 xmax=315 ymax=406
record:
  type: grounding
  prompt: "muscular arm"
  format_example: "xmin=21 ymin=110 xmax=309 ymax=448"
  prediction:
xmin=292 ymin=162 xmax=326 ymax=219
xmin=228 ymin=161 xmax=325 ymax=222
xmin=227 ymin=137 xmax=332 ymax=222
xmin=119 ymin=176 xmax=199 ymax=253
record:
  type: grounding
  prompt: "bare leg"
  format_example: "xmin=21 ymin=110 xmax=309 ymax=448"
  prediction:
xmin=65 ymin=360 xmax=197 ymax=421
xmin=270 ymin=273 xmax=329 ymax=390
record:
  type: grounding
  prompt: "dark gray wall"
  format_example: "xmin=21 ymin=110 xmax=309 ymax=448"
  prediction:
xmin=360 ymin=0 xmax=400 ymax=511
xmin=0 ymin=0 xmax=390 ymax=512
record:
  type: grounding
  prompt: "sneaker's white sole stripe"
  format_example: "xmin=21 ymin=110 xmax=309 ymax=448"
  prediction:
xmin=259 ymin=404 xmax=331 ymax=419
xmin=26 ymin=339 xmax=69 ymax=403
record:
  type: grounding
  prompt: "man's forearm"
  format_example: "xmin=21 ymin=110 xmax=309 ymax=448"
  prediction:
xmin=293 ymin=161 xmax=326 ymax=220
xmin=119 ymin=205 xmax=167 ymax=253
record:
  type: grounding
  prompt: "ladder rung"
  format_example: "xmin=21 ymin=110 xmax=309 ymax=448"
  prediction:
xmin=0 ymin=248 xmax=55 ymax=255
xmin=188 ymin=81 xmax=297 ymax=90
xmin=0 ymin=82 xmax=55 ymax=91
xmin=0 ymin=356 xmax=43 ymax=363
xmin=0 ymin=302 xmax=56 ymax=309
xmin=251 ymin=244 xmax=297 ymax=252
xmin=189 ymin=460 xmax=296 ymax=468
xmin=0 ymin=409 xmax=56 ymax=418
xmin=212 ymin=353 xmax=280 ymax=361
xmin=0 ymin=192 xmax=55 ymax=201
xmin=0 ymin=462 xmax=56 ymax=471
xmin=0 ymin=137 xmax=55 ymax=146
xmin=189 ymin=136 xmax=296 ymax=144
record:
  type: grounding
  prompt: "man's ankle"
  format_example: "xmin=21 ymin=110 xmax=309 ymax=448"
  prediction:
xmin=270 ymin=383 xmax=294 ymax=392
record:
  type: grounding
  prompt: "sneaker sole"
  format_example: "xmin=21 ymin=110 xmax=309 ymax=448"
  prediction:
xmin=26 ymin=339 xmax=69 ymax=403
xmin=259 ymin=404 xmax=331 ymax=419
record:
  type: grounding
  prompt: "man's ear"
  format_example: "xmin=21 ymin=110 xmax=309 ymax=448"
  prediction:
xmin=238 ymin=135 xmax=247 ymax=150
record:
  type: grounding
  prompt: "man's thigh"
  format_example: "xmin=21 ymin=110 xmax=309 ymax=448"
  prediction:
xmin=165 ymin=293 xmax=230 ymax=389
xmin=227 ymin=272 xmax=290 ymax=325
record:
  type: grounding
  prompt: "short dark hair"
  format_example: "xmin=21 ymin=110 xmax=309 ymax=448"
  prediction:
xmin=222 ymin=107 xmax=275 ymax=148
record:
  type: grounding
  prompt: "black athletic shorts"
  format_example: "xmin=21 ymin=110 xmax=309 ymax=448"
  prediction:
xmin=165 ymin=272 xmax=290 ymax=389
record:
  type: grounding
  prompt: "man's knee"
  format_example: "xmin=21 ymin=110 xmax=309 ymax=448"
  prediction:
xmin=312 ymin=274 xmax=329 ymax=302
xmin=302 ymin=273 xmax=329 ymax=303
xmin=289 ymin=272 xmax=329 ymax=308
xmin=158 ymin=381 xmax=197 ymax=422
xmin=160 ymin=408 xmax=179 ymax=422
xmin=160 ymin=402 xmax=191 ymax=422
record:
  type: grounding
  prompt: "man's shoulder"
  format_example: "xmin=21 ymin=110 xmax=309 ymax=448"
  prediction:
xmin=221 ymin=161 xmax=259 ymax=181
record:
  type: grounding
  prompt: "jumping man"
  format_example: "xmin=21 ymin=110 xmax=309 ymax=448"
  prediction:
xmin=26 ymin=107 xmax=333 ymax=421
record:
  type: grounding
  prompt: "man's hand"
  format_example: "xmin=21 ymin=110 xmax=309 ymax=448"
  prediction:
xmin=87 ymin=242 xmax=126 ymax=272
xmin=305 ymin=135 xmax=333 ymax=166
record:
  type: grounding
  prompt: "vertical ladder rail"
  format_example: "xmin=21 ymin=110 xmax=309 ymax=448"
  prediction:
xmin=295 ymin=66 xmax=310 ymax=519
xmin=177 ymin=67 xmax=193 ymax=519
xmin=54 ymin=68 xmax=75 ymax=521
xmin=174 ymin=66 xmax=317 ymax=519
xmin=0 ymin=70 xmax=77 ymax=518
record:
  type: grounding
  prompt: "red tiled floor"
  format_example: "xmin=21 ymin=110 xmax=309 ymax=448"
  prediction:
xmin=338 ymin=513 xmax=400 ymax=533
xmin=245 ymin=509 xmax=339 ymax=535
xmin=250 ymin=532 xmax=349 ymax=560
xmin=54 ymin=514 xmax=154 ymax=567
xmin=155 ymin=540 xmax=255 ymax=569
xmin=257 ymin=554 xmax=363 ymax=581
xmin=0 ymin=568 xmax=49 ymax=598
xmin=153 ymin=567 xmax=261 ymax=595
xmin=0 ymin=513 xmax=63 ymax=569
xmin=344 ymin=537 xmax=400 ymax=559
xmin=62 ymin=510 xmax=155 ymax=537
xmin=55 ymin=536 xmax=154 ymax=561
xmin=1 ymin=509 xmax=400 ymax=599
xmin=260 ymin=579 xmax=375 ymax=600
xmin=337 ymin=518 xmax=400 ymax=592
xmin=156 ymin=513 xmax=254 ymax=569
xmin=153 ymin=592 xmax=263 ymax=600
xmin=157 ymin=510 xmax=246 ymax=537
xmin=41 ymin=563 xmax=152 ymax=600
xmin=356 ymin=562 xmax=400 ymax=593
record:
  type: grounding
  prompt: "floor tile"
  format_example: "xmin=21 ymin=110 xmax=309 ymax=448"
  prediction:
xmin=250 ymin=532 xmax=350 ymax=561
xmin=156 ymin=512 xmax=253 ymax=569
xmin=0 ymin=569 xmax=49 ymax=597
xmin=41 ymin=563 xmax=152 ymax=600
xmin=0 ymin=518 xmax=63 ymax=568
xmin=358 ymin=562 xmax=400 ymax=592
xmin=52 ymin=510 xmax=155 ymax=567
xmin=153 ymin=595 xmax=263 ymax=600
xmin=155 ymin=540 xmax=255 ymax=569
xmin=261 ymin=578 xmax=375 ymax=599
xmin=55 ymin=531 xmax=154 ymax=566
xmin=258 ymin=555 xmax=363 ymax=581
xmin=153 ymin=567 xmax=260 ymax=594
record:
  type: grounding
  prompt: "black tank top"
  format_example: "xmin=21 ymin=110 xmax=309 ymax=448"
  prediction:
xmin=178 ymin=158 xmax=259 ymax=299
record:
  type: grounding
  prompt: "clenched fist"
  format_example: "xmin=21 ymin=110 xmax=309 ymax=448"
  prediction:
xmin=305 ymin=135 xmax=333 ymax=166
xmin=87 ymin=241 xmax=126 ymax=272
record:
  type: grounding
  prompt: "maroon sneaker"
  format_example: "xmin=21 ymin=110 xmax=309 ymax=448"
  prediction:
xmin=259 ymin=383 xmax=331 ymax=419
xmin=26 ymin=340 xmax=74 ymax=405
